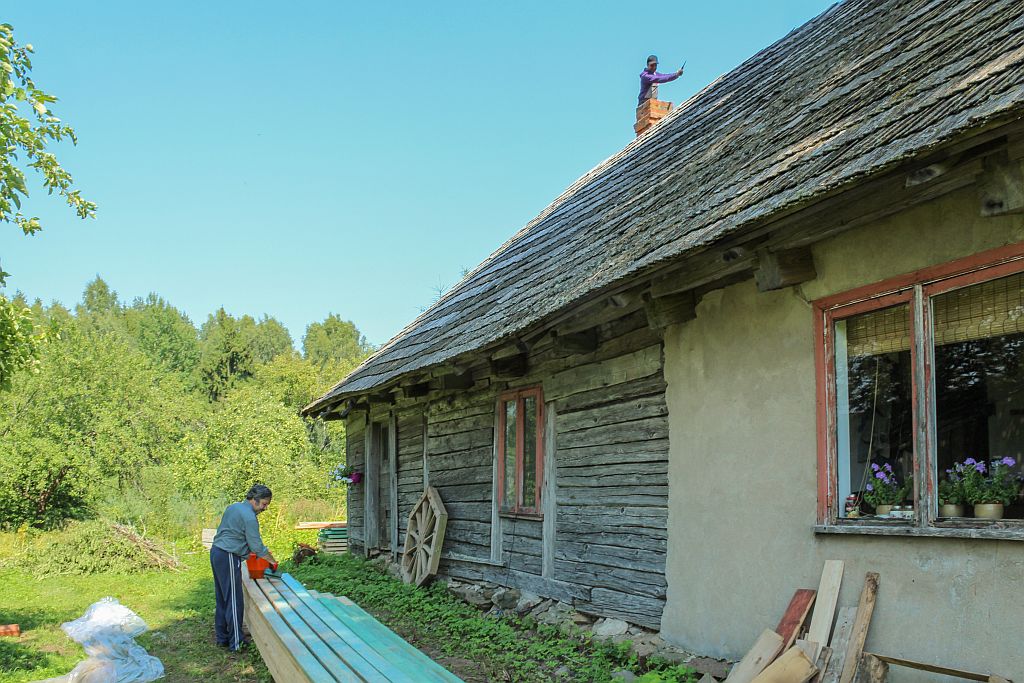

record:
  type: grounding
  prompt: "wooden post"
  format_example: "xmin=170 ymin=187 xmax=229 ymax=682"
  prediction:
xmin=644 ymin=291 xmax=697 ymax=330
xmin=542 ymin=403 xmax=557 ymax=578
xmin=389 ymin=412 xmax=399 ymax=560
xmin=838 ymin=573 xmax=880 ymax=683
xmin=364 ymin=424 xmax=379 ymax=553
xmin=855 ymin=654 xmax=888 ymax=683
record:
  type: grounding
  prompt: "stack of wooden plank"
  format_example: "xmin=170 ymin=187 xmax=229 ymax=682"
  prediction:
xmin=720 ymin=562 xmax=1013 ymax=683
xmin=295 ymin=521 xmax=347 ymax=530
xmin=201 ymin=528 xmax=216 ymax=550
xmin=318 ymin=526 xmax=349 ymax=555
xmin=240 ymin=569 xmax=463 ymax=682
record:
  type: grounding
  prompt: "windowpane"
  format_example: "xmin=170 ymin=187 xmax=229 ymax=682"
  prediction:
xmin=523 ymin=396 xmax=537 ymax=508
xmin=933 ymin=273 xmax=1024 ymax=519
xmin=503 ymin=400 xmax=517 ymax=508
xmin=835 ymin=304 xmax=914 ymax=518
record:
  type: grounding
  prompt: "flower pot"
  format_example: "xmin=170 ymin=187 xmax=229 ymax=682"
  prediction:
xmin=875 ymin=504 xmax=893 ymax=516
xmin=973 ymin=503 xmax=1004 ymax=520
xmin=939 ymin=504 xmax=965 ymax=517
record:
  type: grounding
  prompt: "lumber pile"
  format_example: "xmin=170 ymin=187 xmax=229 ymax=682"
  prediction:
xmin=318 ymin=526 xmax=349 ymax=555
xmin=295 ymin=521 xmax=347 ymax=530
xmin=719 ymin=562 xmax=1013 ymax=683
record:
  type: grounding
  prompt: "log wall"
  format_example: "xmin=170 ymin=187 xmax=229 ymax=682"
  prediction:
xmin=344 ymin=309 xmax=670 ymax=628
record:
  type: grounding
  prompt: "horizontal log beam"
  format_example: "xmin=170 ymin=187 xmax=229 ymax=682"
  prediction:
xmin=550 ymin=328 xmax=600 ymax=356
xmin=441 ymin=372 xmax=475 ymax=390
xmin=489 ymin=353 xmax=528 ymax=379
xmin=755 ymin=247 xmax=817 ymax=292
xmin=644 ymin=291 xmax=697 ymax=330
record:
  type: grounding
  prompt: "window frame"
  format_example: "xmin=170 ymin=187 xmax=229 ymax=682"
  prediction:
xmin=814 ymin=242 xmax=1024 ymax=537
xmin=496 ymin=386 xmax=545 ymax=517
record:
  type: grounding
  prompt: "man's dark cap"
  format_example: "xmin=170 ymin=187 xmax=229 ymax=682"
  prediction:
xmin=646 ymin=54 xmax=658 ymax=64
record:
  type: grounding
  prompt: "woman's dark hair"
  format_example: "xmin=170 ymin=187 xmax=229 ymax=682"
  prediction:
xmin=246 ymin=484 xmax=273 ymax=501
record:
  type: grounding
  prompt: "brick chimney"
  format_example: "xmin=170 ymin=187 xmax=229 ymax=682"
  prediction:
xmin=635 ymin=98 xmax=672 ymax=137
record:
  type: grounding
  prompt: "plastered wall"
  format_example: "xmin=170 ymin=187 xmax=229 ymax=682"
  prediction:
xmin=662 ymin=187 xmax=1024 ymax=680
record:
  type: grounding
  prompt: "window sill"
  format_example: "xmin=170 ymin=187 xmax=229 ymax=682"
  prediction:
xmin=815 ymin=523 xmax=1024 ymax=541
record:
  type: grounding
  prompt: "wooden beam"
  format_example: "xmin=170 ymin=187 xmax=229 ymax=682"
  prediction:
xmin=550 ymin=328 xmax=600 ymax=356
xmin=863 ymin=653 xmax=1004 ymax=682
xmin=755 ymin=248 xmax=817 ymax=292
xmin=838 ymin=573 xmax=880 ymax=683
xmin=405 ymin=381 xmax=432 ymax=398
xmin=644 ymin=291 xmax=697 ymax=330
xmin=979 ymin=152 xmax=1024 ymax=216
xmin=724 ymin=629 xmax=785 ymax=683
xmin=806 ymin=560 xmax=844 ymax=659
xmin=855 ymin=654 xmax=887 ymax=683
xmin=489 ymin=353 xmax=528 ymax=378
xmin=820 ymin=606 xmax=856 ymax=683
xmin=750 ymin=646 xmax=818 ymax=683
xmin=775 ymin=589 xmax=817 ymax=652
xmin=441 ymin=372 xmax=474 ymax=390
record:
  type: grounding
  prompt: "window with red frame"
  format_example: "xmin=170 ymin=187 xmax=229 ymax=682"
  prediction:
xmin=815 ymin=244 xmax=1024 ymax=527
xmin=497 ymin=387 xmax=544 ymax=515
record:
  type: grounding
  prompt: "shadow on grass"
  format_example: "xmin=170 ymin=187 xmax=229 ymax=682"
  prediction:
xmin=0 ymin=606 xmax=70 ymax=675
xmin=138 ymin=564 xmax=272 ymax=683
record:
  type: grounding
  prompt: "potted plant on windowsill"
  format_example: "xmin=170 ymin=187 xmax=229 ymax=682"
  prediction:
xmin=938 ymin=465 xmax=966 ymax=517
xmin=863 ymin=462 xmax=911 ymax=517
xmin=960 ymin=457 xmax=1020 ymax=520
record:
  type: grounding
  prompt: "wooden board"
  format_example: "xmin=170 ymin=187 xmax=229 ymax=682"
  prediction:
xmin=296 ymin=521 xmax=347 ymax=529
xmin=319 ymin=595 xmax=462 ymax=683
xmin=750 ymin=646 xmax=818 ymax=683
xmin=820 ymin=606 xmax=856 ymax=683
xmin=776 ymin=589 xmax=817 ymax=651
xmin=811 ymin=646 xmax=832 ymax=683
xmin=240 ymin=570 xmax=336 ymax=683
xmin=273 ymin=575 xmax=409 ymax=681
xmin=201 ymin=528 xmax=216 ymax=550
xmin=838 ymin=573 xmax=880 ymax=683
xmin=258 ymin=580 xmax=357 ymax=681
xmin=864 ymin=652 xmax=1009 ymax=682
xmin=806 ymin=561 xmax=844 ymax=659
xmin=0 ymin=624 xmax=20 ymax=637
xmin=725 ymin=629 xmax=785 ymax=683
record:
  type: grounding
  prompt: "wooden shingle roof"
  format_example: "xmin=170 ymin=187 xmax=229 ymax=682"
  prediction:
xmin=308 ymin=0 xmax=1024 ymax=413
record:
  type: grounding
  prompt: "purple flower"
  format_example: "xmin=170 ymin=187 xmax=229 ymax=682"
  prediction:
xmin=1001 ymin=457 xmax=1016 ymax=467
xmin=964 ymin=458 xmax=977 ymax=466
xmin=875 ymin=471 xmax=886 ymax=480
xmin=884 ymin=463 xmax=893 ymax=473
xmin=975 ymin=461 xmax=987 ymax=473
xmin=871 ymin=463 xmax=880 ymax=472
xmin=866 ymin=483 xmax=874 ymax=492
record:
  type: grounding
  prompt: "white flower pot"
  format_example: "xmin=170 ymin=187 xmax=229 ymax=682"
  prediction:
xmin=973 ymin=503 xmax=1004 ymax=520
xmin=939 ymin=504 xmax=965 ymax=517
xmin=874 ymin=505 xmax=893 ymax=517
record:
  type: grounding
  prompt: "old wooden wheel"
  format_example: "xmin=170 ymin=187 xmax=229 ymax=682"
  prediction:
xmin=401 ymin=486 xmax=448 ymax=586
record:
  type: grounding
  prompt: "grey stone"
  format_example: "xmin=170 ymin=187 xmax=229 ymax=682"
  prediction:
xmin=592 ymin=618 xmax=630 ymax=638
xmin=631 ymin=633 xmax=665 ymax=659
xmin=514 ymin=591 xmax=544 ymax=615
xmin=537 ymin=601 xmax=574 ymax=626
xmin=554 ymin=665 xmax=572 ymax=679
xmin=448 ymin=584 xmax=492 ymax=609
xmin=491 ymin=588 xmax=521 ymax=610
xmin=529 ymin=598 xmax=554 ymax=619
xmin=386 ymin=562 xmax=402 ymax=580
xmin=611 ymin=670 xmax=637 ymax=682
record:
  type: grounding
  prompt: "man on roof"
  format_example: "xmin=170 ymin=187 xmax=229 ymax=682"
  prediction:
xmin=639 ymin=55 xmax=684 ymax=105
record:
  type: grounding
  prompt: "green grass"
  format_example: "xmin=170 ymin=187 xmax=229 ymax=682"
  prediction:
xmin=0 ymin=526 xmax=321 ymax=683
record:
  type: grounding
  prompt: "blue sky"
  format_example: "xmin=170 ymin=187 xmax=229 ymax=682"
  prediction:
xmin=1 ymin=1 xmax=834 ymax=347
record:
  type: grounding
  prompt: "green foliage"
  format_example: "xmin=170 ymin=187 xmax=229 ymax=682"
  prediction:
xmin=3 ymin=519 xmax=179 ymax=578
xmin=197 ymin=308 xmax=256 ymax=400
xmin=958 ymin=457 xmax=1021 ymax=505
xmin=0 ymin=293 xmax=40 ymax=390
xmin=289 ymin=553 xmax=680 ymax=682
xmin=248 ymin=315 xmax=294 ymax=364
xmin=938 ymin=476 xmax=964 ymax=505
xmin=303 ymin=313 xmax=373 ymax=369
xmin=124 ymin=293 xmax=201 ymax=376
xmin=0 ymin=24 xmax=95 ymax=285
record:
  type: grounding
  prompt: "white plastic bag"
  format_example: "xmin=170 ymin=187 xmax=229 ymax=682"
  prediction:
xmin=55 ymin=598 xmax=164 ymax=683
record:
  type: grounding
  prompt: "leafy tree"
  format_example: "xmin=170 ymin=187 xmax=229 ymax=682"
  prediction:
xmin=303 ymin=314 xmax=373 ymax=370
xmin=124 ymin=294 xmax=200 ymax=376
xmin=78 ymin=276 xmax=120 ymax=317
xmin=0 ymin=294 xmax=40 ymax=390
xmin=246 ymin=315 xmax=294 ymax=363
xmin=0 ymin=313 xmax=201 ymax=528
xmin=0 ymin=23 xmax=95 ymax=279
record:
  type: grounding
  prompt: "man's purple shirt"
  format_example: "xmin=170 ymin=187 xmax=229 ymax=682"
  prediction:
xmin=638 ymin=69 xmax=680 ymax=105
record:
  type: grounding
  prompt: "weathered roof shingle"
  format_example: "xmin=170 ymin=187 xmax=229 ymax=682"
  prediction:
xmin=309 ymin=0 xmax=1024 ymax=412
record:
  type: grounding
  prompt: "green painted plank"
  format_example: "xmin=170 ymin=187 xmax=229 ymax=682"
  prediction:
xmin=316 ymin=598 xmax=448 ymax=683
xmin=258 ymin=580 xmax=358 ymax=682
xmin=274 ymin=575 xmax=414 ymax=682
xmin=320 ymin=596 xmax=463 ymax=683
xmin=246 ymin=579 xmax=336 ymax=683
